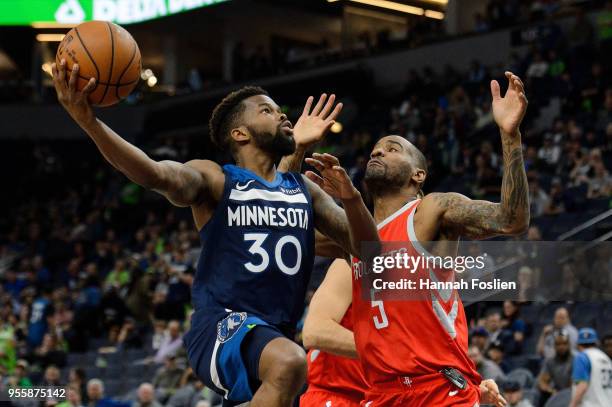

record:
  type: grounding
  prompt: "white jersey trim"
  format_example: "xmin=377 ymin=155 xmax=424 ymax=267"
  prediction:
xmin=377 ymin=199 xmax=418 ymax=230
xmin=406 ymin=199 xmax=436 ymax=258
xmin=210 ymin=339 xmax=229 ymax=397
xmin=229 ymin=188 xmax=308 ymax=204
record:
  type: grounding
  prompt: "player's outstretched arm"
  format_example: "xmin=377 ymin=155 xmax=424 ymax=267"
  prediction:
xmin=302 ymin=259 xmax=357 ymax=358
xmin=424 ymin=72 xmax=530 ymax=240
xmin=278 ymin=93 xmax=342 ymax=173
xmin=304 ymin=153 xmax=380 ymax=260
xmin=51 ymin=60 xmax=223 ymax=207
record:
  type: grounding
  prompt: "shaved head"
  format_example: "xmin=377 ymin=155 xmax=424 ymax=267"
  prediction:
xmin=364 ymin=135 xmax=427 ymax=196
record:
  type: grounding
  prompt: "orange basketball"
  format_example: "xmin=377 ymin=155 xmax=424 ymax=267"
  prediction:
xmin=56 ymin=21 xmax=142 ymax=107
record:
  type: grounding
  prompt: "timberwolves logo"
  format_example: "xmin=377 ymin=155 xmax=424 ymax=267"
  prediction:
xmin=217 ymin=312 xmax=247 ymax=343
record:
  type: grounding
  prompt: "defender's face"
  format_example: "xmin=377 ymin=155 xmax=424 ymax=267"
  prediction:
xmin=364 ymin=136 xmax=416 ymax=188
xmin=241 ymin=95 xmax=295 ymax=156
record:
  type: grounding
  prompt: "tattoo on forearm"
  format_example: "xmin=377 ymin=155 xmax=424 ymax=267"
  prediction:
xmin=435 ymin=142 xmax=529 ymax=239
xmin=501 ymin=146 xmax=529 ymax=226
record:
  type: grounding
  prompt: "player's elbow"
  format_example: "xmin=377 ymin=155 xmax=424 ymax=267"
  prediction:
xmin=501 ymin=218 xmax=530 ymax=235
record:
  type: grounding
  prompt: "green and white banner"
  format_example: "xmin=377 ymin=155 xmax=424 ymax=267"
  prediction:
xmin=0 ymin=0 xmax=228 ymax=25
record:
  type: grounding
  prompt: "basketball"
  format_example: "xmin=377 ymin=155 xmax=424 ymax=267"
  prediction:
xmin=56 ymin=21 xmax=141 ymax=107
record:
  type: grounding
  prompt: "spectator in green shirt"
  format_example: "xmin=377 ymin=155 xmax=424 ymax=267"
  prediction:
xmin=7 ymin=360 xmax=32 ymax=387
xmin=0 ymin=323 xmax=16 ymax=374
xmin=104 ymin=259 xmax=130 ymax=290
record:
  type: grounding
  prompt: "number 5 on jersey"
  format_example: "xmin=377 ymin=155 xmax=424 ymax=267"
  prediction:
xmin=370 ymin=288 xmax=389 ymax=329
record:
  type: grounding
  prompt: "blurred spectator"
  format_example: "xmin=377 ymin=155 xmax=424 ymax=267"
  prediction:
xmin=537 ymin=134 xmax=561 ymax=168
xmin=487 ymin=340 xmax=510 ymax=374
xmin=152 ymin=355 xmax=182 ymax=402
xmin=501 ymin=301 xmax=526 ymax=352
xmin=166 ymin=369 xmax=222 ymax=407
xmin=42 ymin=365 xmax=62 ymax=387
xmin=86 ymin=378 xmax=130 ymax=407
xmin=570 ymin=328 xmax=612 ymax=407
xmin=27 ymin=287 xmax=53 ymax=349
xmin=537 ymin=329 xmax=574 ymax=403
xmin=134 ymin=383 xmax=162 ymax=407
xmin=586 ymin=160 xmax=612 ymax=198
xmin=537 ymin=307 xmax=578 ymax=358
xmin=57 ymin=385 xmax=84 ymax=407
xmin=543 ymin=178 xmax=566 ymax=215
xmin=32 ymin=333 xmax=67 ymax=369
xmin=5 ymin=359 xmax=33 ymax=387
xmin=68 ymin=367 xmax=88 ymax=405
xmin=153 ymin=321 xmax=182 ymax=364
xmin=529 ymin=178 xmax=550 ymax=218
xmin=469 ymin=344 xmax=505 ymax=382
xmin=104 ymin=260 xmax=130 ymax=291
xmin=502 ymin=380 xmax=534 ymax=407
xmin=470 ymin=327 xmax=490 ymax=352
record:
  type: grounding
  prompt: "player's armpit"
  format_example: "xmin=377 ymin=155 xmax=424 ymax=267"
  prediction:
xmin=153 ymin=159 xmax=224 ymax=207
xmin=315 ymin=229 xmax=349 ymax=260
xmin=428 ymin=192 xmax=528 ymax=240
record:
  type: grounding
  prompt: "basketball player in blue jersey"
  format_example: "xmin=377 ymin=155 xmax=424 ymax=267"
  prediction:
xmin=51 ymin=60 xmax=380 ymax=407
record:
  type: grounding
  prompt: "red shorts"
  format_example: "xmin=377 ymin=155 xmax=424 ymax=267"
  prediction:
xmin=360 ymin=373 xmax=480 ymax=407
xmin=300 ymin=388 xmax=362 ymax=407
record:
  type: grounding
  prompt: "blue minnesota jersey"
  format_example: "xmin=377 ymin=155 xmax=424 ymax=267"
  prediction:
xmin=194 ymin=165 xmax=315 ymax=333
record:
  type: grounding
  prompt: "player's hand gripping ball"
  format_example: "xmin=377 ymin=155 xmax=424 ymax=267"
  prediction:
xmin=56 ymin=20 xmax=141 ymax=107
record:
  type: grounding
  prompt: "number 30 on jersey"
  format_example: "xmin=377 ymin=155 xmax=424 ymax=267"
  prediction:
xmin=244 ymin=233 xmax=302 ymax=275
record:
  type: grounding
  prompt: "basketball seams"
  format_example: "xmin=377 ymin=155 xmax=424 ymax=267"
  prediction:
xmin=77 ymin=74 xmax=139 ymax=86
xmin=98 ymin=22 xmax=116 ymax=105
xmin=58 ymin=21 xmax=140 ymax=107
xmin=115 ymin=41 xmax=139 ymax=101
xmin=73 ymin=27 xmax=101 ymax=95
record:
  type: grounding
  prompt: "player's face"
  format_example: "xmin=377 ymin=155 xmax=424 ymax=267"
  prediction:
xmin=364 ymin=136 xmax=417 ymax=190
xmin=242 ymin=95 xmax=295 ymax=157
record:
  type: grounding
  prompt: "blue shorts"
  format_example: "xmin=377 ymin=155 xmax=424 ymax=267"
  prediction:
xmin=184 ymin=309 xmax=285 ymax=404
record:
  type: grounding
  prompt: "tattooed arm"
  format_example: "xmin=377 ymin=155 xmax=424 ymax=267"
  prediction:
xmin=427 ymin=72 xmax=530 ymax=240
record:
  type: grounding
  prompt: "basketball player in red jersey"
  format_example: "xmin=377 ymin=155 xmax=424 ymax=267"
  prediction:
xmin=285 ymin=71 xmax=529 ymax=406
xmin=299 ymin=258 xmax=368 ymax=406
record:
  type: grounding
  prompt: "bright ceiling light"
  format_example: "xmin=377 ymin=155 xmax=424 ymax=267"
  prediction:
xmin=348 ymin=0 xmax=424 ymax=16
xmin=330 ymin=122 xmax=343 ymax=133
xmin=424 ymin=10 xmax=445 ymax=19
xmin=329 ymin=0 xmax=446 ymax=19
xmin=32 ymin=22 xmax=77 ymax=29
xmin=147 ymin=76 xmax=158 ymax=87
xmin=36 ymin=34 xmax=66 ymax=42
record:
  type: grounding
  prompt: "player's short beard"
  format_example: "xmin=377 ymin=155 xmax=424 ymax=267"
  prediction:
xmin=364 ymin=162 xmax=411 ymax=197
xmin=249 ymin=125 xmax=296 ymax=158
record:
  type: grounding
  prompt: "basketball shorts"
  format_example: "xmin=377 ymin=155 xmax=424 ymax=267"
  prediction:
xmin=183 ymin=309 xmax=284 ymax=405
xmin=300 ymin=388 xmax=362 ymax=407
xmin=360 ymin=373 xmax=480 ymax=407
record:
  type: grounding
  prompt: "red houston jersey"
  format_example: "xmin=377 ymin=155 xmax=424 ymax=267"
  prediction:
xmin=304 ymin=304 xmax=368 ymax=403
xmin=351 ymin=199 xmax=481 ymax=388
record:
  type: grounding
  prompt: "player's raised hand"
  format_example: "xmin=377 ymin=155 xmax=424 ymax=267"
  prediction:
xmin=491 ymin=71 xmax=528 ymax=137
xmin=305 ymin=153 xmax=359 ymax=201
xmin=480 ymin=379 xmax=507 ymax=407
xmin=52 ymin=59 xmax=97 ymax=125
xmin=292 ymin=94 xmax=343 ymax=148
